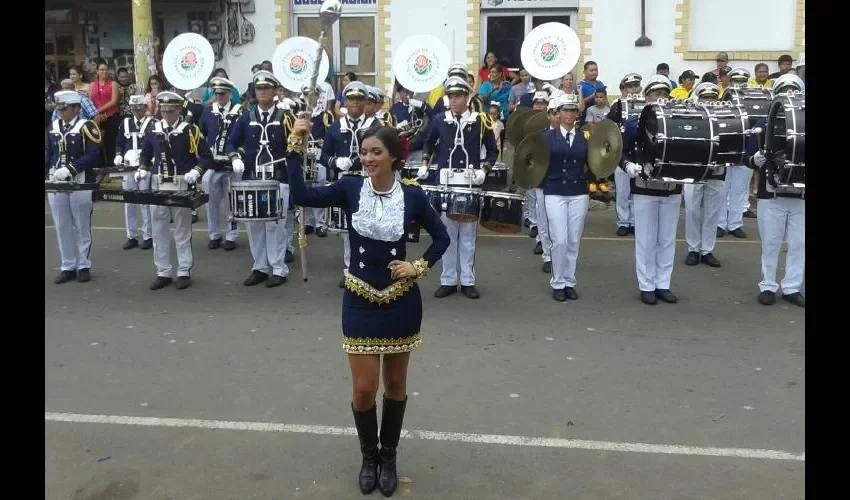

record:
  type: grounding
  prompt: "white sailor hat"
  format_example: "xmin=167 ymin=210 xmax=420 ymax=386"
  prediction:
xmin=444 ymin=76 xmax=472 ymax=95
xmin=488 ymin=100 xmax=501 ymax=108
xmin=532 ymin=90 xmax=550 ymax=103
xmin=129 ymin=94 xmax=147 ymax=106
xmin=692 ymin=82 xmax=720 ymax=100
xmin=447 ymin=63 xmax=468 ymax=79
xmin=773 ymin=73 xmax=805 ymax=94
xmin=558 ymin=93 xmax=580 ymax=111
xmin=156 ymin=91 xmax=185 ymax=108
xmin=727 ymin=67 xmax=750 ymax=83
xmin=547 ymin=96 xmax=562 ymax=112
xmin=343 ymin=81 xmax=368 ymax=99
xmin=366 ymin=86 xmax=384 ymax=102
xmin=54 ymin=90 xmax=82 ymax=106
xmin=643 ymin=74 xmax=673 ymax=94
xmin=620 ymin=73 xmax=643 ymax=87
xmin=60 ymin=78 xmax=74 ymax=89
xmin=253 ymin=70 xmax=280 ymax=89
xmin=210 ymin=76 xmax=236 ymax=92
xmin=795 ymin=53 xmax=805 ymax=68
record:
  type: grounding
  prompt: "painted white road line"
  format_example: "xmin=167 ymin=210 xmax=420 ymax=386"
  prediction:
xmin=43 ymin=226 xmax=760 ymax=243
xmin=45 ymin=412 xmax=803 ymax=462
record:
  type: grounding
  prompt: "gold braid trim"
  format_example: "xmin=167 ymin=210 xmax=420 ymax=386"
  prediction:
xmin=188 ymin=125 xmax=200 ymax=156
xmin=82 ymin=121 xmax=102 ymax=145
xmin=344 ymin=334 xmax=423 ymax=354
xmin=287 ymin=134 xmax=306 ymax=156
xmin=400 ymin=178 xmax=420 ymax=187
xmin=344 ymin=274 xmax=415 ymax=305
xmin=412 ymin=258 xmax=429 ymax=279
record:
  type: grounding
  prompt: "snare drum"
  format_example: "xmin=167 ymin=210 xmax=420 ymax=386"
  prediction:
xmin=230 ymin=180 xmax=282 ymax=221
xmin=445 ymin=187 xmax=483 ymax=223
xmin=325 ymin=206 xmax=349 ymax=232
xmin=637 ymin=102 xmax=716 ymax=182
xmin=422 ymin=185 xmax=447 ymax=213
xmin=480 ymin=191 xmax=524 ymax=234
xmin=482 ymin=162 xmax=509 ymax=190
xmin=401 ymin=166 xmax=420 ymax=180
xmin=723 ymin=87 xmax=773 ymax=128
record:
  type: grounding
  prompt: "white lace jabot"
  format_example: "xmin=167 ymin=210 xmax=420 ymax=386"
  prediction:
xmin=351 ymin=178 xmax=406 ymax=242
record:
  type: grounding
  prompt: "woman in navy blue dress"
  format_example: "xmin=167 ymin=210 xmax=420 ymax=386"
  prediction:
xmin=287 ymin=118 xmax=450 ymax=497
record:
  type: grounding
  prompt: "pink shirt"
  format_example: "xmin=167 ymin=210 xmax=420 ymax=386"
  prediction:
xmin=90 ymin=79 xmax=118 ymax=117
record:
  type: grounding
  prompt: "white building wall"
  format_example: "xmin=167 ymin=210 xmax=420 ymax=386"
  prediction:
xmin=387 ymin=0 xmax=471 ymax=68
xmin=218 ymin=0 xmax=282 ymax=92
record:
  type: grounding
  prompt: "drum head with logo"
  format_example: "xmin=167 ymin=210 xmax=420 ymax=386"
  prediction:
xmin=273 ymin=37 xmax=331 ymax=93
xmin=520 ymin=22 xmax=581 ymax=81
xmin=393 ymin=35 xmax=452 ymax=94
xmin=162 ymin=33 xmax=216 ymax=90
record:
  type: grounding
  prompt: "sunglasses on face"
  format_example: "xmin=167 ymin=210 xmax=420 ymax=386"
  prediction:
xmin=214 ymin=92 xmax=227 ymax=96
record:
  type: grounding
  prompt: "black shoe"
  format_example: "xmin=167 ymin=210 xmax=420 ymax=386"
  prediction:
xmin=175 ymin=276 xmax=191 ymax=290
xmin=191 ymin=213 xmax=199 ymax=224
xmin=640 ymin=291 xmax=657 ymax=305
xmin=378 ymin=396 xmax=408 ymax=497
xmin=316 ymin=227 xmax=328 ymax=237
xmin=149 ymin=277 xmax=173 ymax=290
xmin=140 ymin=238 xmax=153 ymax=250
xmin=523 ymin=218 xmax=530 ymax=228
xmin=122 ymin=238 xmax=139 ymax=250
xmin=685 ymin=251 xmax=699 ymax=266
xmin=564 ymin=287 xmax=578 ymax=300
xmin=352 ymin=404 xmax=380 ymax=495
xmin=542 ymin=261 xmax=552 ymax=273
xmin=782 ymin=292 xmax=805 ymax=308
xmin=434 ymin=285 xmax=457 ymax=298
xmin=54 ymin=270 xmax=76 ymax=284
xmin=305 ymin=225 xmax=315 ymax=235
xmin=743 ymin=210 xmax=757 ymax=218
xmin=266 ymin=275 xmax=287 ymax=288
xmin=529 ymin=226 xmax=538 ymax=238
xmin=223 ymin=240 xmax=237 ymax=251
xmin=244 ymin=270 xmax=269 ymax=286
xmin=616 ymin=226 xmax=629 ymax=237
xmin=533 ymin=241 xmax=543 ymax=255
xmin=77 ymin=268 xmax=91 ymax=283
xmin=701 ymin=253 xmax=721 ymax=267
xmin=758 ymin=290 xmax=776 ymax=305
xmin=729 ymin=228 xmax=747 ymax=238
xmin=208 ymin=238 xmax=222 ymax=250
xmin=716 ymin=227 xmax=726 ymax=238
xmin=655 ymin=289 xmax=677 ymax=303
xmin=285 ymin=250 xmax=295 ymax=263
xmin=628 ymin=226 xmax=635 ymax=235
xmin=339 ymin=277 xmax=346 ymax=289
xmin=553 ymin=288 xmax=567 ymax=302
xmin=461 ymin=285 xmax=480 ymax=299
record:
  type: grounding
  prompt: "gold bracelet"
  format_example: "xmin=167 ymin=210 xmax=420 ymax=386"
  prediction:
xmin=411 ymin=258 xmax=429 ymax=279
xmin=287 ymin=135 xmax=306 ymax=155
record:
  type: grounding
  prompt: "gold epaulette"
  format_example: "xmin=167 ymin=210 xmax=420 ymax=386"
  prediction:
xmin=400 ymin=177 xmax=420 ymax=187
xmin=583 ymin=130 xmax=591 ymax=141
xmin=82 ymin=121 xmax=102 ymax=145
xmin=188 ymin=124 xmax=200 ymax=155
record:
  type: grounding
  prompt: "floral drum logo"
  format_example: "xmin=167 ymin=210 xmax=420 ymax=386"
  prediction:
xmin=540 ymin=42 xmax=559 ymax=63
xmin=413 ymin=55 xmax=432 ymax=76
xmin=180 ymin=50 xmax=198 ymax=71
xmin=290 ymin=55 xmax=306 ymax=74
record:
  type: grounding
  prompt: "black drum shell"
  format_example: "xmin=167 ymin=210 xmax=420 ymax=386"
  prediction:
xmin=637 ymin=102 xmax=716 ymax=181
xmin=722 ymin=87 xmax=773 ymax=128
xmin=765 ymin=95 xmax=805 ymax=165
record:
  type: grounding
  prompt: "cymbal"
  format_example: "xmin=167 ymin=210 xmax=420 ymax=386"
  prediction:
xmin=586 ymin=119 xmax=623 ymax=179
xmin=512 ymin=133 xmax=550 ymax=189
xmin=523 ymin=111 xmax=550 ymax=137
xmin=505 ymin=108 xmax=534 ymax=146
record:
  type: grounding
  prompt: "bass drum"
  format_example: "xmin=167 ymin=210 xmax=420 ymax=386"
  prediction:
xmin=636 ymin=102 xmax=717 ymax=182
xmin=706 ymin=103 xmax=750 ymax=166
xmin=722 ymin=87 xmax=773 ymax=128
xmin=765 ymin=94 xmax=805 ymax=165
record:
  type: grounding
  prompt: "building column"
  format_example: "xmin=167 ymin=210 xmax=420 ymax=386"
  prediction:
xmin=275 ymin=0 xmax=290 ymax=44
xmin=131 ymin=0 xmax=154 ymax=85
xmin=465 ymin=0 xmax=480 ymax=79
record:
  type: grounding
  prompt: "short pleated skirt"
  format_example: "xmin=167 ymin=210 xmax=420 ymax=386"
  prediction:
xmin=341 ymin=283 xmax=423 ymax=355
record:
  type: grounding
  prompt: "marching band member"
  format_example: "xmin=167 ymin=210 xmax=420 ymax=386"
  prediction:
xmin=420 ymin=76 xmax=498 ymax=299
xmin=534 ymin=97 xmax=563 ymax=274
xmin=746 ymin=74 xmax=805 ymax=307
xmin=608 ymin=73 xmax=642 ymax=236
xmin=391 ymin=85 xmax=426 ymax=165
xmin=718 ymin=68 xmax=757 ymax=237
xmin=619 ymin=75 xmax=681 ymax=305
xmin=430 ymin=64 xmax=485 ymax=117
xmin=541 ymin=94 xmax=591 ymax=301
xmin=525 ymin=91 xmax=549 ymax=244
xmin=137 ymin=91 xmax=213 ymax=290
xmin=114 ymin=94 xmax=153 ymax=250
xmin=369 ymin=86 xmax=395 ymax=127
xmin=286 ymin=118 xmax=449 ymax=497
xmin=225 ymin=70 xmax=294 ymax=288
xmin=320 ymin=81 xmax=385 ymax=288
xmin=683 ymin=82 xmax=726 ymax=268
xmin=46 ymin=90 xmax=102 ymax=284
xmin=304 ymin=98 xmax=335 ymax=237
xmin=200 ymin=77 xmax=244 ymax=251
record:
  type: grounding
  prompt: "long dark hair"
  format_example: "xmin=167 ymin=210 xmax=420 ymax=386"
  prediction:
xmin=360 ymin=126 xmax=408 ymax=171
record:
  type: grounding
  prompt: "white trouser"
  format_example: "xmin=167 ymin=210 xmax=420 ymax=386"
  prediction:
xmin=48 ymin=191 xmax=94 ymax=272
xmin=246 ymin=184 xmax=290 ymax=277
xmin=535 ymin=188 xmax=552 ymax=262
xmin=152 ymin=206 xmax=193 ymax=278
xmin=633 ymin=194 xmax=682 ymax=291
xmin=756 ymin=197 xmax=805 ymax=294
xmin=525 ymin=189 xmax=538 ymax=227
xmin=545 ymin=194 xmax=589 ymax=289
xmin=614 ymin=167 xmax=634 ymax=227
xmin=306 ymin=164 xmax=327 ymax=228
xmin=121 ymin=174 xmax=152 ymax=240
xmin=718 ymin=166 xmax=752 ymax=231
xmin=684 ymin=179 xmax=726 ymax=254
xmin=202 ymin=169 xmax=242 ymax=242
xmin=440 ymin=214 xmax=477 ymax=286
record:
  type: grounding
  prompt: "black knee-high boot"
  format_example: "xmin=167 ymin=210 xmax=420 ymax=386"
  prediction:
xmin=352 ymin=403 xmax=380 ymax=494
xmin=378 ymin=395 xmax=408 ymax=497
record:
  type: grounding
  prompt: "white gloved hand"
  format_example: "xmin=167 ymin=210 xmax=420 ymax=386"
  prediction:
xmin=396 ymin=120 xmax=410 ymax=129
xmin=409 ymin=99 xmax=423 ymax=110
xmin=336 ymin=157 xmax=353 ymax=172
xmin=753 ymin=151 xmax=767 ymax=167
xmin=416 ymin=165 xmax=429 ymax=180
xmin=53 ymin=167 xmax=71 ymax=181
xmin=231 ymin=158 xmax=245 ymax=174
xmin=113 ymin=155 xmax=123 ymax=166
xmin=625 ymin=162 xmax=642 ymax=178
xmin=184 ymin=169 xmax=200 ymax=184
xmin=135 ymin=169 xmax=148 ymax=183
xmin=472 ymin=169 xmax=487 ymax=185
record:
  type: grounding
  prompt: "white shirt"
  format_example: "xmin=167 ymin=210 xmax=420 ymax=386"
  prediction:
xmin=559 ymin=125 xmax=576 ymax=147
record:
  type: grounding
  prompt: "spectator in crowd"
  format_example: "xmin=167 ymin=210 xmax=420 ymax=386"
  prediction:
xmin=46 ymin=68 xmax=59 ymax=128
xmin=748 ymin=63 xmax=773 ymax=88
xmin=578 ymin=61 xmax=605 ymax=109
xmin=669 ymin=70 xmax=697 ymax=99
xmin=769 ymin=54 xmax=794 ymax=79
xmin=477 ymin=52 xmax=511 ymax=91
xmin=90 ymin=59 xmax=120 ymax=168
xmin=795 ymin=56 xmax=805 ymax=81
xmin=584 ymin=87 xmax=610 ymax=125
xmin=509 ymin=68 xmax=534 ymax=112
xmin=718 ymin=66 xmax=731 ymax=97
xmin=68 ymin=65 xmax=90 ymax=94
xmin=242 ymin=64 xmax=262 ymax=109
xmin=145 ymin=74 xmax=164 ymax=117
xmin=712 ymin=52 xmax=729 ymax=77
xmin=466 ymin=73 xmax=476 ymax=89
xmin=116 ymin=67 xmax=145 ymax=119
xmin=53 ymin=79 xmax=98 ymax=121
xmin=478 ymin=64 xmax=511 ymax=121
xmin=335 ymin=72 xmax=357 ymax=116
xmin=701 ymin=71 xmax=718 ymax=84
xmin=656 ymin=63 xmax=678 ymax=89
xmin=202 ymin=68 xmax=242 ymax=106
xmin=485 ymin=101 xmax=504 ymax=160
